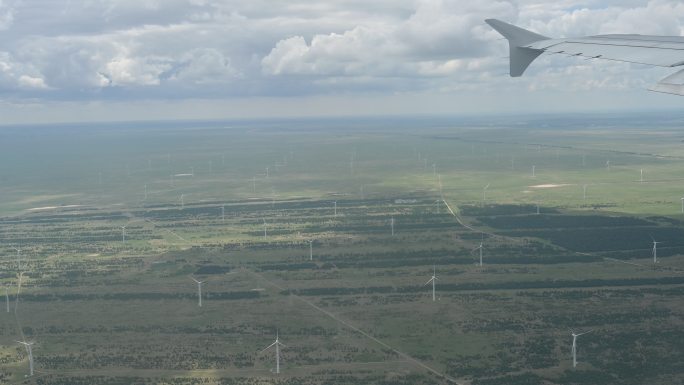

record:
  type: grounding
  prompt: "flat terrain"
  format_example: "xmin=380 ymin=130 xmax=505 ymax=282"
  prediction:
xmin=1 ymin=113 xmax=684 ymax=384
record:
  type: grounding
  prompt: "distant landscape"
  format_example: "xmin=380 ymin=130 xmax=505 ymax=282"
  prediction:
xmin=1 ymin=113 xmax=683 ymax=384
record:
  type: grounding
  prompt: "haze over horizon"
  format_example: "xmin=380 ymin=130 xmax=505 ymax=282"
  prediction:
xmin=1 ymin=0 xmax=683 ymax=124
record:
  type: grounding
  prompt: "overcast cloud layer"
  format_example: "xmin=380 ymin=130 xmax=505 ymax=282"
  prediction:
xmin=1 ymin=0 xmax=683 ymax=123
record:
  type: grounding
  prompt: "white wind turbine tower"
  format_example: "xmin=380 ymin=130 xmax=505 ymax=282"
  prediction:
xmin=191 ymin=277 xmax=204 ymax=307
xmin=261 ymin=331 xmax=286 ymax=374
xmin=120 ymin=225 xmax=127 ymax=244
xmin=606 ymin=160 xmax=611 ymax=171
xmin=266 ymin=166 xmax=269 ymax=178
xmin=333 ymin=201 xmax=337 ymax=217
xmin=14 ymin=272 xmax=24 ymax=313
xmin=640 ymin=169 xmax=644 ymax=183
xmin=482 ymin=184 xmax=490 ymax=204
xmin=5 ymin=285 xmax=9 ymax=313
xmin=651 ymin=237 xmax=661 ymax=264
xmin=221 ymin=205 xmax=225 ymax=222
xmin=308 ymin=240 xmax=314 ymax=261
xmin=180 ymin=194 xmax=185 ymax=209
xmin=424 ymin=266 xmax=437 ymax=302
xmin=144 ymin=184 xmax=148 ymax=200
xmin=17 ymin=340 xmax=35 ymax=376
xmin=570 ymin=330 xmax=592 ymax=368
xmin=390 ymin=217 xmax=395 ymax=236
xmin=583 ymin=184 xmax=588 ymax=201
xmin=531 ymin=165 xmax=536 ymax=178
xmin=681 ymin=197 xmax=684 ymax=214
xmin=263 ymin=218 xmax=267 ymax=237
xmin=473 ymin=238 xmax=484 ymax=267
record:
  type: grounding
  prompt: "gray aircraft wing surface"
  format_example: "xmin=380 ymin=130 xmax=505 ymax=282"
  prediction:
xmin=485 ymin=18 xmax=684 ymax=95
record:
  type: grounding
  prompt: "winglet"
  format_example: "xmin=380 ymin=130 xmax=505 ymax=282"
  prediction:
xmin=485 ymin=19 xmax=550 ymax=77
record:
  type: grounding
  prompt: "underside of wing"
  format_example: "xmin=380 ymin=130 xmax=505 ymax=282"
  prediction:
xmin=486 ymin=18 xmax=684 ymax=95
xmin=527 ymin=35 xmax=684 ymax=67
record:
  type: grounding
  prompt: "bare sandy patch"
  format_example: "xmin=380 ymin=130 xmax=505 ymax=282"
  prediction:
xmin=27 ymin=204 xmax=83 ymax=211
xmin=529 ymin=184 xmax=570 ymax=189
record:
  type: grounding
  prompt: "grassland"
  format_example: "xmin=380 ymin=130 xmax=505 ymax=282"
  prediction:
xmin=1 ymin=113 xmax=684 ymax=384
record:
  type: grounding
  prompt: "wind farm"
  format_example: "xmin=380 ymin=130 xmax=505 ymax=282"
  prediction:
xmin=1 ymin=113 xmax=684 ymax=384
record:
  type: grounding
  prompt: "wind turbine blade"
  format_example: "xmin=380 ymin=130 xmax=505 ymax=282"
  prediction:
xmin=260 ymin=341 xmax=277 ymax=353
xmin=424 ymin=277 xmax=434 ymax=286
xmin=577 ymin=330 xmax=593 ymax=336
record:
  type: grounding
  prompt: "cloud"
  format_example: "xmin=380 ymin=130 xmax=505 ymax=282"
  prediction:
xmin=0 ymin=0 xmax=15 ymax=31
xmin=261 ymin=1 xmax=517 ymax=78
xmin=0 ymin=0 xmax=682 ymax=111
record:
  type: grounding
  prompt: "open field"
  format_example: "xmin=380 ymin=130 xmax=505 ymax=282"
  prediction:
xmin=1 ymin=113 xmax=684 ymax=384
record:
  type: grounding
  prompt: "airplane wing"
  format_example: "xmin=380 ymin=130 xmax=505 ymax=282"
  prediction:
xmin=485 ymin=18 xmax=684 ymax=95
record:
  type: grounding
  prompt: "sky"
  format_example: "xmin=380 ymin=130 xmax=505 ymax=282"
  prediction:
xmin=1 ymin=0 xmax=683 ymax=124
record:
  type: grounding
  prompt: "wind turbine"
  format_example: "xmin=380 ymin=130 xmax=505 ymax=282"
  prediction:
xmin=570 ymin=330 xmax=592 ymax=368
xmin=191 ymin=277 xmax=204 ymax=307
xmin=263 ymin=218 xmax=267 ymax=237
xmin=120 ymin=225 xmax=127 ymax=244
xmin=651 ymin=237 xmax=661 ymax=264
xmin=473 ymin=238 xmax=484 ymax=267
xmin=17 ymin=340 xmax=35 ymax=376
xmin=221 ymin=205 xmax=225 ymax=222
xmin=536 ymin=203 xmax=540 ymax=215
xmin=681 ymin=197 xmax=684 ymax=214
xmin=180 ymin=194 xmax=185 ymax=209
xmin=640 ymin=169 xmax=644 ymax=183
xmin=334 ymin=201 xmax=337 ymax=217
xmin=308 ymin=240 xmax=314 ymax=261
xmin=252 ymin=176 xmax=256 ymax=193
xmin=390 ymin=217 xmax=395 ymax=236
xmin=482 ymin=183 xmax=490 ymax=204
xmin=606 ymin=160 xmax=611 ymax=171
xmin=531 ymin=165 xmax=536 ymax=178
xmin=144 ymin=184 xmax=148 ymax=200
xmin=583 ymin=184 xmax=588 ymax=201
xmin=424 ymin=266 xmax=437 ymax=301
xmin=14 ymin=272 xmax=24 ymax=314
xmin=266 ymin=166 xmax=270 ymax=178
xmin=5 ymin=285 xmax=10 ymax=313
xmin=261 ymin=331 xmax=286 ymax=374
